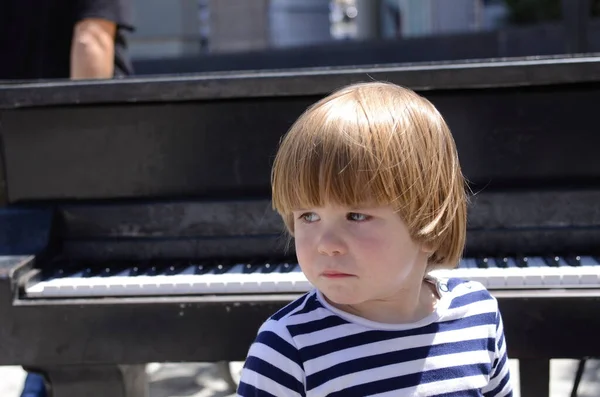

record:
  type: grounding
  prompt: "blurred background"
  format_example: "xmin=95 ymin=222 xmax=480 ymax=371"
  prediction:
xmin=127 ymin=0 xmax=599 ymax=75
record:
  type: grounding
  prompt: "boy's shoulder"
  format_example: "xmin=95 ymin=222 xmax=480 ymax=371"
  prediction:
xmin=268 ymin=289 xmax=321 ymax=321
xmin=248 ymin=289 xmax=336 ymax=355
xmin=429 ymin=270 xmax=495 ymax=297
xmin=446 ymin=276 xmax=491 ymax=295
xmin=256 ymin=290 xmax=323 ymax=333
xmin=429 ymin=273 xmax=499 ymax=310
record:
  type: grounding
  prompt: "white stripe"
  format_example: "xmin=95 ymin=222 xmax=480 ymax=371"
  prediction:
xmin=392 ymin=374 xmax=488 ymax=397
xmin=310 ymin=350 xmax=492 ymax=395
xmin=286 ymin=308 xmax=346 ymax=328
xmin=292 ymin=320 xmax=386 ymax=347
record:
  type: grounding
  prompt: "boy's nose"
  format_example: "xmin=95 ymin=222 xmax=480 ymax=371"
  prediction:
xmin=317 ymin=232 xmax=347 ymax=256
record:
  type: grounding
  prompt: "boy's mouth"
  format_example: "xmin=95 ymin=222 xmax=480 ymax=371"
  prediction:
xmin=321 ymin=270 xmax=354 ymax=278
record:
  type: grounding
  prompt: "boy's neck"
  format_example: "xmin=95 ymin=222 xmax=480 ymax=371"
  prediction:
xmin=326 ymin=277 xmax=439 ymax=325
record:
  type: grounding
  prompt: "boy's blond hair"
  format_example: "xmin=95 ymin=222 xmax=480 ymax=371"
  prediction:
xmin=271 ymin=82 xmax=467 ymax=268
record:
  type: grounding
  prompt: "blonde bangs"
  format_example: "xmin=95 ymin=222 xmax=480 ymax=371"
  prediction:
xmin=273 ymin=105 xmax=395 ymax=211
xmin=271 ymin=82 xmax=467 ymax=268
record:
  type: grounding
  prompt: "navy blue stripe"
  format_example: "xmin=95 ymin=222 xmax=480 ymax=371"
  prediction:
xmin=255 ymin=331 xmax=301 ymax=364
xmin=447 ymin=277 xmax=468 ymax=291
xmin=298 ymin=312 xmax=496 ymax=359
xmin=307 ymin=338 xmax=494 ymax=390
xmin=486 ymin=362 xmax=511 ymax=396
xmin=271 ymin=293 xmax=311 ymax=321
xmin=495 ymin=353 xmax=507 ymax=378
xmin=448 ymin=289 xmax=493 ymax=309
xmin=244 ymin=356 xmax=304 ymax=394
xmin=327 ymin=363 xmax=489 ymax=397
xmin=292 ymin=295 xmax=323 ymax=316
xmin=237 ymin=382 xmax=279 ymax=397
xmin=486 ymin=336 xmax=496 ymax=354
xmin=420 ymin=363 xmax=490 ymax=385
xmin=287 ymin=314 xmax=348 ymax=336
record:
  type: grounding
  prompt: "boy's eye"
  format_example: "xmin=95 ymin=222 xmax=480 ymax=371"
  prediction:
xmin=299 ymin=212 xmax=320 ymax=222
xmin=347 ymin=212 xmax=369 ymax=222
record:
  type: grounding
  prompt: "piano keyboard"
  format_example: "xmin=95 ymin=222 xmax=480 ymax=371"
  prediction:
xmin=24 ymin=256 xmax=600 ymax=298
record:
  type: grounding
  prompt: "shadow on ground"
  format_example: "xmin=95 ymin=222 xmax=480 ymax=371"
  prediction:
xmin=148 ymin=363 xmax=237 ymax=397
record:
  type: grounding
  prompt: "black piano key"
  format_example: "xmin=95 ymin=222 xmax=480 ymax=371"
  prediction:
xmin=144 ymin=266 xmax=161 ymax=276
xmin=212 ymin=263 xmax=234 ymax=274
xmin=503 ymin=258 xmax=518 ymax=268
xmin=243 ymin=262 xmax=263 ymax=274
xmin=516 ymin=257 xmax=529 ymax=268
xmin=48 ymin=268 xmax=68 ymax=280
xmin=475 ymin=258 xmax=489 ymax=269
xmin=164 ymin=263 xmax=190 ymax=275
xmin=564 ymin=256 xmax=581 ymax=267
xmin=74 ymin=263 xmax=117 ymax=278
xmin=193 ymin=263 xmax=212 ymax=275
xmin=97 ymin=266 xmax=125 ymax=277
xmin=279 ymin=263 xmax=297 ymax=273
xmin=543 ymin=256 xmax=561 ymax=267
xmin=261 ymin=263 xmax=280 ymax=273
xmin=129 ymin=266 xmax=147 ymax=276
xmin=54 ymin=260 xmax=87 ymax=279
xmin=496 ymin=258 xmax=509 ymax=268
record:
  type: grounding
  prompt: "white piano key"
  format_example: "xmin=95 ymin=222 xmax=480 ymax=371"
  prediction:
xmin=483 ymin=268 xmax=507 ymax=288
xmin=579 ymin=267 xmax=600 ymax=286
xmin=505 ymin=273 xmax=525 ymax=287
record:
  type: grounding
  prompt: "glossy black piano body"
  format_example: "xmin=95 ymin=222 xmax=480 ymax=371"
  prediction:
xmin=1 ymin=55 xmax=600 ymax=396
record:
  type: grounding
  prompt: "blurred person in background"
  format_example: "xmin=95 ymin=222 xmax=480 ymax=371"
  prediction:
xmin=0 ymin=0 xmax=135 ymax=80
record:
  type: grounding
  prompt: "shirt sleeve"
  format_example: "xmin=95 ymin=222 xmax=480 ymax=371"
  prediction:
xmin=74 ymin=0 xmax=134 ymax=30
xmin=237 ymin=320 xmax=306 ymax=397
xmin=482 ymin=305 xmax=513 ymax=397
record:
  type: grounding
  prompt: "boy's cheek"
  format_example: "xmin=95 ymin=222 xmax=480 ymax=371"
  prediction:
xmin=293 ymin=227 xmax=313 ymax=245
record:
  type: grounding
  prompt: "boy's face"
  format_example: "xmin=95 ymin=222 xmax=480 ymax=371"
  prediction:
xmin=292 ymin=204 xmax=431 ymax=308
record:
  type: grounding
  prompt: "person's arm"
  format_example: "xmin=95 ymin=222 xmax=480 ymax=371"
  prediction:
xmin=482 ymin=306 xmax=513 ymax=396
xmin=70 ymin=18 xmax=116 ymax=79
xmin=237 ymin=321 xmax=306 ymax=396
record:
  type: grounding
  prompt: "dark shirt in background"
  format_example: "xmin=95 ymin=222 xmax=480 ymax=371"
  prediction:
xmin=0 ymin=0 xmax=135 ymax=80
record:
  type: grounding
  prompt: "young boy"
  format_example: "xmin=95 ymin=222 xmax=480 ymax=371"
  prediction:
xmin=237 ymin=82 xmax=512 ymax=396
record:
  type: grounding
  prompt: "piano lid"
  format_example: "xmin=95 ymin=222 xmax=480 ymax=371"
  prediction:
xmin=1 ymin=55 xmax=600 ymax=202
xmin=2 ymin=54 xmax=600 ymax=109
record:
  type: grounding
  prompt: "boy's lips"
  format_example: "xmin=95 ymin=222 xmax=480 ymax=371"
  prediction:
xmin=321 ymin=270 xmax=354 ymax=278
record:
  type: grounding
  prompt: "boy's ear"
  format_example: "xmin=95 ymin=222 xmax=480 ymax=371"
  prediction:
xmin=421 ymin=242 xmax=436 ymax=255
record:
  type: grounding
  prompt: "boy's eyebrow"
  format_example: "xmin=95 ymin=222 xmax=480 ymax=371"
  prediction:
xmin=347 ymin=201 xmax=381 ymax=210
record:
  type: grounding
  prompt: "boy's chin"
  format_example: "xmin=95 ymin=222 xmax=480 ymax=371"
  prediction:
xmin=320 ymin=288 xmax=367 ymax=307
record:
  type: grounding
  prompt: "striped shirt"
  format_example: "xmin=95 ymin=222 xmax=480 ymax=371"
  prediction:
xmin=237 ymin=277 xmax=513 ymax=396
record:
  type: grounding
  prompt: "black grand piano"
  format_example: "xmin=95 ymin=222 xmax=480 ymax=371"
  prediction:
xmin=1 ymin=55 xmax=600 ymax=397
